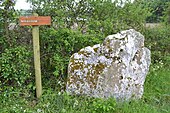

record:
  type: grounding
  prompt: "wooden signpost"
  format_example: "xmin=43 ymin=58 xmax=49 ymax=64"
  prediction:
xmin=20 ymin=16 xmax=51 ymax=26
xmin=19 ymin=13 xmax=51 ymax=98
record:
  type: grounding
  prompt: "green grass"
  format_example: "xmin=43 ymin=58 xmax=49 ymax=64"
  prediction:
xmin=0 ymin=64 xmax=170 ymax=113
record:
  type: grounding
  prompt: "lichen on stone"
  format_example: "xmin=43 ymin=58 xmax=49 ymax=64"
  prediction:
xmin=66 ymin=29 xmax=151 ymax=100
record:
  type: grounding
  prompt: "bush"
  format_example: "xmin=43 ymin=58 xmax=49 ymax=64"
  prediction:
xmin=39 ymin=28 xmax=103 ymax=90
xmin=163 ymin=2 xmax=170 ymax=25
xmin=143 ymin=26 xmax=170 ymax=65
xmin=0 ymin=46 xmax=32 ymax=89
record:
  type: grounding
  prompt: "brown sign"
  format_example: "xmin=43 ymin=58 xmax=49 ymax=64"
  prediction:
xmin=19 ymin=16 xmax=51 ymax=26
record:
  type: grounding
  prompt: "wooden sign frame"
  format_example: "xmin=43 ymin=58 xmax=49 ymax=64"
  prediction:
xmin=19 ymin=16 xmax=51 ymax=26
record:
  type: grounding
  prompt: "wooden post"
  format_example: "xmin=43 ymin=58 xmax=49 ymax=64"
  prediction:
xmin=32 ymin=13 xmax=42 ymax=98
xmin=19 ymin=13 xmax=51 ymax=98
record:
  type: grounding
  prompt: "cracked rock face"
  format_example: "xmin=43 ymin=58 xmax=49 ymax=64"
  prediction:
xmin=66 ymin=29 xmax=151 ymax=100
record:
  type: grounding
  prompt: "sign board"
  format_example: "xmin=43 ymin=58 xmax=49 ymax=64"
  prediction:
xmin=19 ymin=13 xmax=51 ymax=98
xmin=19 ymin=16 xmax=51 ymax=26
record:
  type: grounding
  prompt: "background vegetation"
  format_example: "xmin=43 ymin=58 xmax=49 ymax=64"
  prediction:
xmin=0 ymin=0 xmax=170 ymax=112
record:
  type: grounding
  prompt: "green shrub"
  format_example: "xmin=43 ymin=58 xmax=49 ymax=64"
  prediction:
xmin=39 ymin=27 xmax=103 ymax=90
xmin=143 ymin=26 xmax=170 ymax=65
xmin=0 ymin=46 xmax=32 ymax=89
xmin=88 ymin=0 xmax=150 ymax=36
xmin=163 ymin=2 xmax=170 ymax=25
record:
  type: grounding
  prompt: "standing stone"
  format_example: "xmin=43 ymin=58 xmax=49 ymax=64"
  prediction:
xmin=66 ymin=29 xmax=151 ymax=100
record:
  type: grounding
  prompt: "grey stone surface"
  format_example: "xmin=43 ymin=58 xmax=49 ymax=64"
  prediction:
xmin=66 ymin=29 xmax=151 ymax=100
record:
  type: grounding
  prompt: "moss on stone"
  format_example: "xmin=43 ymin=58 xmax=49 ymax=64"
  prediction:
xmin=93 ymin=47 xmax=99 ymax=53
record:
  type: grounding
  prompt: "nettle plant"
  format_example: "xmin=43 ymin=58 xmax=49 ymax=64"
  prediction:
xmin=92 ymin=98 xmax=116 ymax=113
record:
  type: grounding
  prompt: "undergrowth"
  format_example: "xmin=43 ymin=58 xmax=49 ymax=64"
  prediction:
xmin=0 ymin=64 xmax=169 ymax=113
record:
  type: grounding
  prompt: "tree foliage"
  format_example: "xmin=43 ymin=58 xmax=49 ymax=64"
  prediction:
xmin=0 ymin=0 xmax=16 ymax=48
xmin=27 ymin=0 xmax=150 ymax=34
xmin=139 ymin=0 xmax=170 ymax=23
xmin=163 ymin=2 xmax=170 ymax=25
